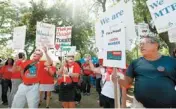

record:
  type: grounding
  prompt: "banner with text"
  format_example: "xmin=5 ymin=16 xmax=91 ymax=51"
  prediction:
xmin=36 ymin=22 xmax=55 ymax=48
xmin=137 ymin=23 xmax=150 ymax=37
xmin=103 ymin=23 xmax=126 ymax=69
xmin=95 ymin=0 xmax=136 ymax=51
xmin=56 ymin=26 xmax=72 ymax=46
xmin=147 ymin=0 xmax=176 ymax=33
xmin=13 ymin=26 xmax=26 ymax=50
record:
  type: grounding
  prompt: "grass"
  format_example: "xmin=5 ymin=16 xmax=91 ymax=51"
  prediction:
xmin=0 ymin=88 xmax=100 ymax=108
xmin=0 ymin=87 xmax=133 ymax=108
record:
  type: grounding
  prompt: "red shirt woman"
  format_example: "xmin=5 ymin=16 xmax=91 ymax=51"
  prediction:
xmin=57 ymin=56 xmax=81 ymax=108
xmin=1 ymin=58 xmax=14 ymax=104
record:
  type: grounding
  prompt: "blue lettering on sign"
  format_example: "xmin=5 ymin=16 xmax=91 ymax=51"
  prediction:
xmin=154 ymin=3 xmax=176 ymax=19
xmin=112 ymin=10 xmax=124 ymax=20
xmin=100 ymin=17 xmax=110 ymax=25
xmin=149 ymin=0 xmax=164 ymax=9
xmin=108 ymin=41 xmax=120 ymax=45
xmin=100 ymin=10 xmax=124 ymax=25
xmin=101 ymin=30 xmax=104 ymax=37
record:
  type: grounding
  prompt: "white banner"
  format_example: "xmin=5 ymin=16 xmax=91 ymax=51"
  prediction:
xmin=56 ymin=26 xmax=72 ymax=46
xmin=168 ymin=28 xmax=176 ymax=43
xmin=95 ymin=0 xmax=136 ymax=51
xmin=13 ymin=26 xmax=26 ymax=50
xmin=103 ymin=24 xmax=126 ymax=69
xmin=147 ymin=0 xmax=176 ymax=33
xmin=36 ymin=22 xmax=55 ymax=48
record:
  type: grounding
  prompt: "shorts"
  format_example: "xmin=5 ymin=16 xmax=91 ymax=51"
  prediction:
xmin=59 ymin=83 xmax=75 ymax=102
xmin=39 ymin=84 xmax=54 ymax=91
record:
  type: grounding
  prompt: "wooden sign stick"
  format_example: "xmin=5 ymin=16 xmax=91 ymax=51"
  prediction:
xmin=113 ymin=67 xmax=121 ymax=108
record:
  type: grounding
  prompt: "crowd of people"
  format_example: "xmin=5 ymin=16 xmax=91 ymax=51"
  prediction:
xmin=0 ymin=36 xmax=176 ymax=108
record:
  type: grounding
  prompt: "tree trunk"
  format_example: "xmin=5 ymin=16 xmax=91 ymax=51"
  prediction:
xmin=102 ymin=0 xmax=106 ymax=12
xmin=79 ymin=50 xmax=84 ymax=58
xmin=160 ymin=32 xmax=176 ymax=56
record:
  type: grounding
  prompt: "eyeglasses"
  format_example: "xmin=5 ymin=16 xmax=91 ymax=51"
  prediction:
xmin=34 ymin=53 xmax=41 ymax=56
xmin=139 ymin=41 xmax=156 ymax=46
xmin=35 ymin=49 xmax=41 ymax=52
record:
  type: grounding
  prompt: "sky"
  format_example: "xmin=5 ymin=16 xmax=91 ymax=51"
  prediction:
xmin=10 ymin=0 xmax=56 ymax=7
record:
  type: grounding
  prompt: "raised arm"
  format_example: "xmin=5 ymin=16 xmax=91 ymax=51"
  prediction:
xmin=43 ymin=47 xmax=53 ymax=66
xmin=45 ymin=66 xmax=56 ymax=77
xmin=112 ymin=64 xmax=134 ymax=88
xmin=88 ymin=60 xmax=101 ymax=74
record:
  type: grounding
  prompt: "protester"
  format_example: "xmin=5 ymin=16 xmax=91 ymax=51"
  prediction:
xmin=82 ymin=54 xmax=93 ymax=96
xmin=8 ymin=52 xmax=25 ymax=108
xmin=11 ymin=47 xmax=52 ymax=108
xmin=0 ymin=59 xmax=3 ymax=104
xmin=115 ymin=36 xmax=176 ymax=108
xmin=74 ymin=61 xmax=82 ymax=105
xmin=0 ymin=58 xmax=14 ymax=105
xmin=93 ymin=63 xmax=103 ymax=106
xmin=39 ymin=63 xmax=56 ymax=108
xmin=94 ymin=62 xmax=102 ymax=98
xmin=57 ymin=56 xmax=81 ymax=108
xmin=90 ymin=74 xmax=96 ymax=87
xmin=89 ymin=60 xmax=115 ymax=108
xmin=173 ymin=48 xmax=176 ymax=58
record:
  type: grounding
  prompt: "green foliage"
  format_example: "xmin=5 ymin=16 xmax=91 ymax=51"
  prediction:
xmin=133 ymin=0 xmax=151 ymax=24
xmin=0 ymin=1 xmax=18 ymax=35
xmin=12 ymin=0 xmax=94 ymax=59
xmin=0 ymin=45 xmax=14 ymax=59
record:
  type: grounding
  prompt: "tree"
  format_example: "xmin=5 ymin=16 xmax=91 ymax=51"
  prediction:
xmin=0 ymin=0 xmax=18 ymax=45
xmin=17 ymin=1 xmax=48 ymax=59
xmin=15 ymin=0 xmax=95 ymax=59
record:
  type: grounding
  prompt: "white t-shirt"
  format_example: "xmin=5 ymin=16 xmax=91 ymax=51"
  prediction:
xmin=100 ymin=68 xmax=114 ymax=99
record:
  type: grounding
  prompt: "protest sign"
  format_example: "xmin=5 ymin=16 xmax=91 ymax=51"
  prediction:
xmin=61 ymin=46 xmax=76 ymax=56
xmin=36 ymin=22 xmax=55 ymax=48
xmin=103 ymin=23 xmax=126 ymax=69
xmin=56 ymin=26 xmax=72 ymax=46
xmin=95 ymin=0 xmax=136 ymax=51
xmin=13 ymin=26 xmax=26 ymax=50
xmin=147 ymin=0 xmax=176 ymax=33
xmin=137 ymin=23 xmax=150 ymax=37
xmin=168 ymin=28 xmax=176 ymax=43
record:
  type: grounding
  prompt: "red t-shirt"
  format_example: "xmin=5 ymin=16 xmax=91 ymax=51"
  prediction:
xmin=0 ymin=67 xmax=3 ymax=77
xmin=58 ymin=62 xmax=81 ymax=85
xmin=21 ymin=60 xmax=45 ymax=84
xmin=11 ymin=60 xmax=23 ymax=79
xmin=1 ymin=65 xmax=12 ymax=80
xmin=82 ymin=63 xmax=93 ymax=76
xmin=40 ymin=66 xmax=56 ymax=84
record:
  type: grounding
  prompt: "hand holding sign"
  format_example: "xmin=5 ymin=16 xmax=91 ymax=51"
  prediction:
xmin=42 ymin=46 xmax=48 ymax=53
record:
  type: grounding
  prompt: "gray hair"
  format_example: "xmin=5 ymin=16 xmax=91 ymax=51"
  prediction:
xmin=140 ymin=36 xmax=160 ymax=49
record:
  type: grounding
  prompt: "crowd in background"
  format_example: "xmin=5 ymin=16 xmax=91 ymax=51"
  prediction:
xmin=0 ymin=36 xmax=176 ymax=108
